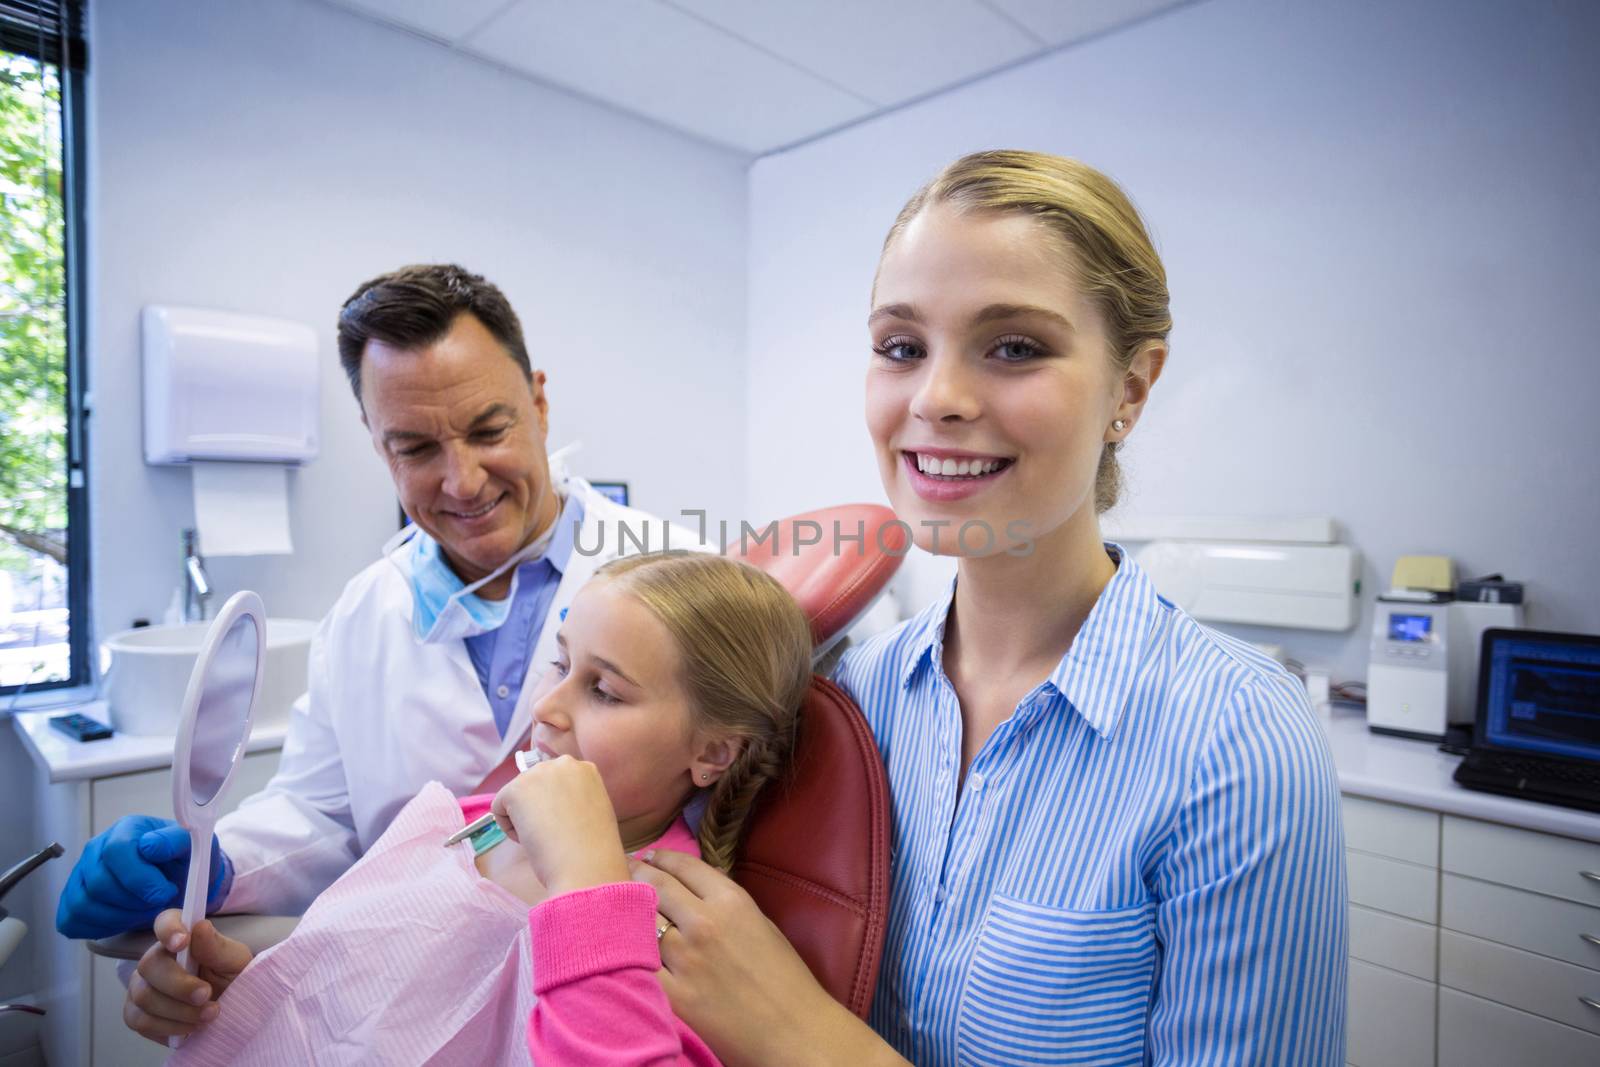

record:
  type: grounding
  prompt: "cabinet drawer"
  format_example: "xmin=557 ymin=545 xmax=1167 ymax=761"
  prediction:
xmin=90 ymin=749 xmax=282 ymax=835
xmin=1438 ymin=987 xmax=1600 ymax=1066
xmin=1439 ymin=929 xmax=1600 ymax=1035
xmin=1349 ymin=903 xmax=1437 ymax=981
xmin=1442 ymin=873 xmax=1600 ymax=971
xmin=1442 ymin=816 xmax=1600 ymax=906
xmin=1341 ymin=796 xmax=1438 ymax=867
xmin=1346 ymin=959 xmax=1434 ymax=1067
xmin=1347 ymin=850 xmax=1437 ymax=924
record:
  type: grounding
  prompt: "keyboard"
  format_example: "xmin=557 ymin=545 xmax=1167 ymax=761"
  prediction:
xmin=1454 ymin=750 xmax=1600 ymax=813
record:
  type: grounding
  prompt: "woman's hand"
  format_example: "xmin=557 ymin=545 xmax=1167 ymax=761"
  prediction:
xmin=491 ymin=755 xmax=630 ymax=896
xmin=124 ymin=908 xmax=252 ymax=1044
xmin=633 ymin=850 xmax=908 ymax=1067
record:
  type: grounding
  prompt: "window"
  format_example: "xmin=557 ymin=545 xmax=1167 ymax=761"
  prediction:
xmin=1 ymin=0 xmax=86 ymax=697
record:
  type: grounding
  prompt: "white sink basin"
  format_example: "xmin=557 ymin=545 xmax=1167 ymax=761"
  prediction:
xmin=103 ymin=617 xmax=317 ymax=736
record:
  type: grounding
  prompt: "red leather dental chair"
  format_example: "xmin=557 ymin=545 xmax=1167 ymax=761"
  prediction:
xmin=726 ymin=505 xmax=904 ymax=1019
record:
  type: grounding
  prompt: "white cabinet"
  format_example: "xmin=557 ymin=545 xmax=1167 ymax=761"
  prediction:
xmin=1342 ymin=796 xmax=1440 ymax=1066
xmin=23 ymin=741 xmax=281 ymax=1067
xmin=1342 ymin=796 xmax=1600 ymax=1065
xmin=1436 ymin=815 xmax=1600 ymax=1059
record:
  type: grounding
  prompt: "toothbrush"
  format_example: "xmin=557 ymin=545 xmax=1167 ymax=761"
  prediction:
xmin=443 ymin=747 xmax=545 ymax=847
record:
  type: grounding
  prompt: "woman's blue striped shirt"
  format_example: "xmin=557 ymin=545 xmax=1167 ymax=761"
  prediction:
xmin=832 ymin=546 xmax=1348 ymax=1066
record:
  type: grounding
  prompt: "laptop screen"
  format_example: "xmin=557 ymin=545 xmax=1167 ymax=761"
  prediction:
xmin=1480 ymin=630 xmax=1600 ymax=762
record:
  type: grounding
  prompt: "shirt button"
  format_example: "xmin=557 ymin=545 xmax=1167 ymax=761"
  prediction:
xmin=934 ymin=886 xmax=946 ymax=904
xmin=496 ymin=684 xmax=510 ymax=699
xmin=969 ymin=773 xmax=984 ymax=792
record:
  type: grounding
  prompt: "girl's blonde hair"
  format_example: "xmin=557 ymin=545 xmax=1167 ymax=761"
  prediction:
xmin=881 ymin=150 xmax=1173 ymax=512
xmin=594 ymin=551 xmax=813 ymax=871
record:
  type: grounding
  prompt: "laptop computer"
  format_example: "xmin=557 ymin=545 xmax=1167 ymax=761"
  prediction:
xmin=1453 ymin=628 xmax=1600 ymax=813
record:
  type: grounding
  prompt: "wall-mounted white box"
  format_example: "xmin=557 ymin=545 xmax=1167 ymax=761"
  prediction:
xmin=141 ymin=305 xmax=319 ymax=465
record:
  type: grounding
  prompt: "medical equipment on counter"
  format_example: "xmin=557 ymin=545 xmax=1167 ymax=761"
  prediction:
xmin=1366 ymin=557 xmax=1524 ymax=740
xmin=1107 ymin=515 xmax=1361 ymax=631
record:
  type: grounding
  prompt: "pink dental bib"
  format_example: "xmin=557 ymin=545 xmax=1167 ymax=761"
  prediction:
xmin=171 ymin=782 xmax=535 ymax=1067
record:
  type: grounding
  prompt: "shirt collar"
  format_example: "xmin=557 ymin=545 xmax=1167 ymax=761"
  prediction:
xmin=900 ymin=543 xmax=1163 ymax=740
xmin=540 ymin=490 xmax=584 ymax=577
xmin=1042 ymin=543 xmax=1164 ymax=738
xmin=898 ymin=576 xmax=957 ymax=690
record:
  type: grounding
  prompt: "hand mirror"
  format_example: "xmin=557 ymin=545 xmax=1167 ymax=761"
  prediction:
xmin=170 ymin=590 xmax=264 ymax=978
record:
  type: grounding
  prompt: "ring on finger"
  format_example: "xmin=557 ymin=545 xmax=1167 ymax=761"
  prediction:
xmin=656 ymin=919 xmax=675 ymax=941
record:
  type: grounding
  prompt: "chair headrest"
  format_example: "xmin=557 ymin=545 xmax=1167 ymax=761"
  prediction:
xmin=726 ymin=504 xmax=908 ymax=648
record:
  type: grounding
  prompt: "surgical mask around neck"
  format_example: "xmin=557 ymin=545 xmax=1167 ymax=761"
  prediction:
xmin=384 ymin=495 xmax=563 ymax=645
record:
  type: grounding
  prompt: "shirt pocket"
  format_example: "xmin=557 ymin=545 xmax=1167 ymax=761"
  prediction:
xmin=957 ymin=896 xmax=1158 ymax=1066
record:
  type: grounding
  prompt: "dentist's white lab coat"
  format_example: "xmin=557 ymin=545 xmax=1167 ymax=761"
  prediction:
xmin=214 ymin=474 xmax=699 ymax=916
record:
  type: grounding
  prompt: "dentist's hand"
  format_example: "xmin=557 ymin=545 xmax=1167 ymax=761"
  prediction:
xmin=491 ymin=755 xmax=630 ymax=896
xmin=124 ymin=909 xmax=252 ymax=1044
xmin=55 ymin=815 xmax=231 ymax=939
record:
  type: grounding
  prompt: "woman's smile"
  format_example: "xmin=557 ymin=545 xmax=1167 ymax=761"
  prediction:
xmin=900 ymin=449 xmax=1015 ymax=502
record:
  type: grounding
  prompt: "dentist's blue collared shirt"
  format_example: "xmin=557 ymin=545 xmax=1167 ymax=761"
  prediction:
xmin=464 ymin=492 xmax=584 ymax=737
xmin=831 ymin=545 xmax=1347 ymax=1067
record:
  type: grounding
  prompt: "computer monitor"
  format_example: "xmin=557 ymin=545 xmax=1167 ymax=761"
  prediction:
xmin=590 ymin=481 xmax=629 ymax=506
xmin=1475 ymin=629 xmax=1600 ymax=763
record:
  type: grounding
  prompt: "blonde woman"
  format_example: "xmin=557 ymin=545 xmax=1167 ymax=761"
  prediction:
xmin=636 ymin=152 xmax=1348 ymax=1066
xmin=131 ymin=552 xmax=812 ymax=1065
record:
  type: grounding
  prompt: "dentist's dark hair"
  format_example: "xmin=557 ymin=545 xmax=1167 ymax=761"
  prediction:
xmin=336 ymin=263 xmax=532 ymax=403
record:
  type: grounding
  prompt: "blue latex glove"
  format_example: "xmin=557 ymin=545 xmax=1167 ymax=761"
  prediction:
xmin=55 ymin=815 xmax=232 ymax=939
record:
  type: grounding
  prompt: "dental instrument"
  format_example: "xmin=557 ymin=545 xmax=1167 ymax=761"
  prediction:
xmin=441 ymin=747 xmax=545 ymax=848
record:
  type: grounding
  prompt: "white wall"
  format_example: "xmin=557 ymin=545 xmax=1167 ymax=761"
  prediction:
xmin=3 ymin=0 xmax=747 ymax=1005
xmin=746 ymin=0 xmax=1600 ymax=681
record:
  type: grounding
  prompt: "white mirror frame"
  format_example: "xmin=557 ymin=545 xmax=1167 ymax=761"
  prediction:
xmin=171 ymin=590 xmax=266 ymax=818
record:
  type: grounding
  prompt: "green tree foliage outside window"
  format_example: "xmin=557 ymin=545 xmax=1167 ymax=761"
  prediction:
xmin=0 ymin=51 xmax=69 ymax=688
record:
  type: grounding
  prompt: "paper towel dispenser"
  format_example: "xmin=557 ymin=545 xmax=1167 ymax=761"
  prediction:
xmin=142 ymin=305 xmax=319 ymax=465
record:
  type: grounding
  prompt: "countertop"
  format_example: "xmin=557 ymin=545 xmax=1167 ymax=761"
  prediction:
xmin=10 ymin=702 xmax=288 ymax=784
xmin=1319 ymin=703 xmax=1600 ymax=843
xmin=12 ymin=699 xmax=1599 ymax=843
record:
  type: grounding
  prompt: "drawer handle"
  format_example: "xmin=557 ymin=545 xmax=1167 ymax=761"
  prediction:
xmin=1583 ymin=995 xmax=1600 ymax=1012
xmin=1583 ymin=871 xmax=1600 ymax=885
xmin=1584 ymin=933 xmax=1600 ymax=950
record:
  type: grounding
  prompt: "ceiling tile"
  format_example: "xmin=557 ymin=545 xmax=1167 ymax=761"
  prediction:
xmin=982 ymin=0 xmax=1192 ymax=47
xmin=462 ymin=0 xmax=875 ymax=153
xmin=325 ymin=0 xmax=516 ymax=43
xmin=667 ymin=0 xmax=1042 ymax=107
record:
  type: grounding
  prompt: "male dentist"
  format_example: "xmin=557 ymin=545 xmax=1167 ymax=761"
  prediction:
xmin=58 ymin=263 xmax=689 ymax=939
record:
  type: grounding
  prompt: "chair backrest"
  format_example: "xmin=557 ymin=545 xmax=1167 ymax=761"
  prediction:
xmin=726 ymin=504 xmax=902 ymax=1019
xmin=733 ymin=676 xmax=891 ymax=1019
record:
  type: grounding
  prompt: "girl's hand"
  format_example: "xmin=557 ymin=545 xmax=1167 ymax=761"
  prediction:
xmin=124 ymin=909 xmax=253 ymax=1044
xmin=632 ymin=851 xmax=909 ymax=1067
xmin=491 ymin=755 xmax=630 ymax=896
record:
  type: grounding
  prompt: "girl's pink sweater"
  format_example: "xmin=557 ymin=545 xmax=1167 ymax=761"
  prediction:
xmin=459 ymin=795 xmax=720 ymax=1066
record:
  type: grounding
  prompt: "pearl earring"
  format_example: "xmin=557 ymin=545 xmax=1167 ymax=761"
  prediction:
xmin=699 ymin=772 xmax=710 ymax=782
xmin=1113 ymin=419 xmax=1127 ymax=432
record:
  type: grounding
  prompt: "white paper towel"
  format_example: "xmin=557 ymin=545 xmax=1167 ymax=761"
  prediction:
xmin=192 ymin=461 xmax=294 ymax=556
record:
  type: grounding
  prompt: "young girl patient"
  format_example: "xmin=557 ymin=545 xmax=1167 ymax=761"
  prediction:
xmin=158 ymin=552 xmax=813 ymax=1065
